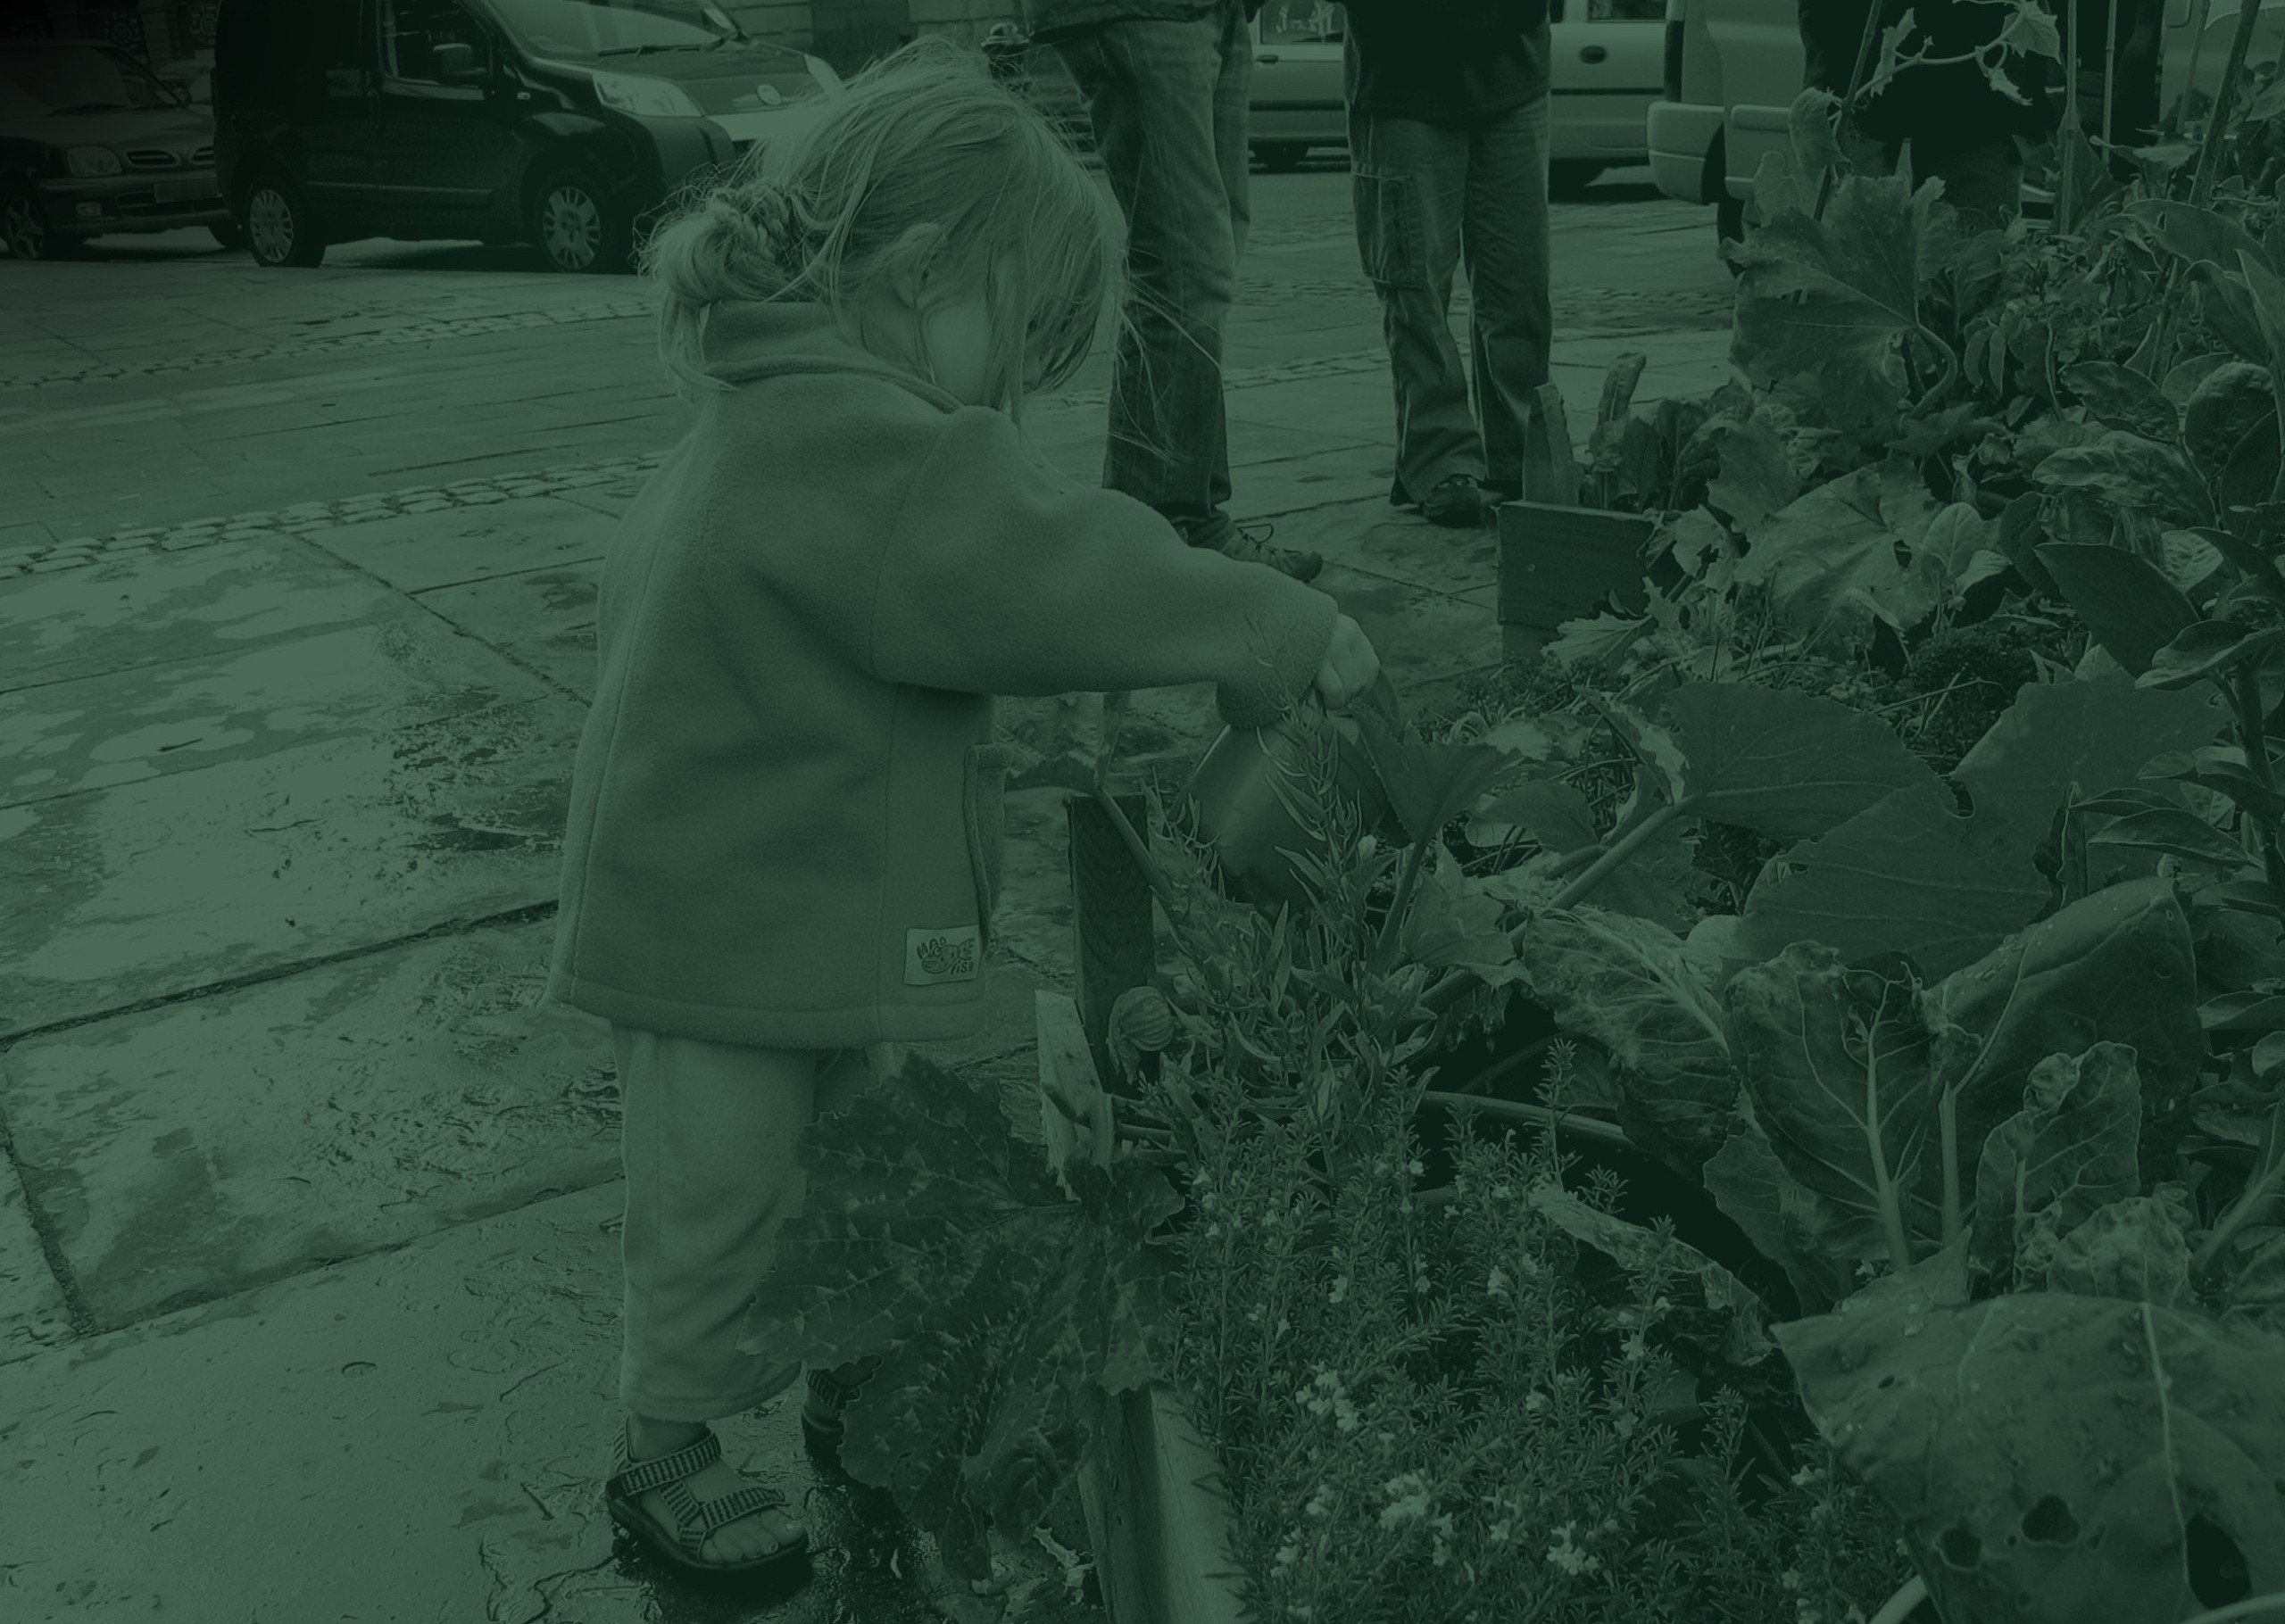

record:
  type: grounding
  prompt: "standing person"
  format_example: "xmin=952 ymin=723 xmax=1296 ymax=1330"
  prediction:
xmin=1343 ymin=0 xmax=1557 ymax=531
xmin=1025 ymin=0 xmax=1325 ymax=581
xmin=544 ymin=37 xmax=1380 ymax=1578
xmin=1798 ymin=0 xmax=2064 ymax=230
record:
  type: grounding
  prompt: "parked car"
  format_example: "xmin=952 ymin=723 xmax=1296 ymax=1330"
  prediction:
xmin=154 ymin=52 xmax=215 ymax=107
xmin=1648 ymin=0 xmax=2279 ymax=258
xmin=1243 ymin=0 xmax=1666 ymax=195
xmin=0 ymin=37 xmax=234 ymax=260
xmin=212 ymin=0 xmax=833 ymax=272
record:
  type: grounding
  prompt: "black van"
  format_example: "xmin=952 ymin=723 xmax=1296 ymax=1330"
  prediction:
xmin=212 ymin=0 xmax=828 ymax=271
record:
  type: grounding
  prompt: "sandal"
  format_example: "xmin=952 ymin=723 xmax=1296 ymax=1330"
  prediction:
xmin=603 ymin=1421 xmax=810 ymax=1574
xmin=800 ymin=1356 xmax=881 ymax=1467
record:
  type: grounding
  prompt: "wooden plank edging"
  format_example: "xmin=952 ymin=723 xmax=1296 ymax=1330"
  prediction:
xmin=1037 ymin=988 xmax=1249 ymax=1624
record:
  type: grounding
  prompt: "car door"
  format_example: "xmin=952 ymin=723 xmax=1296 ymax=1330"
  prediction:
xmin=1252 ymin=0 xmax=1346 ymax=148
xmin=2161 ymin=0 xmax=2285 ymax=117
xmin=1711 ymin=0 xmax=1805 ymax=203
xmin=368 ymin=0 xmax=519 ymax=228
xmin=1549 ymin=0 xmax=1668 ymax=160
xmin=294 ymin=0 xmax=382 ymax=211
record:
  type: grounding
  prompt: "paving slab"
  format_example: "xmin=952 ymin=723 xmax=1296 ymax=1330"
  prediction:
xmin=0 ymin=690 xmax=581 ymax=1040
xmin=0 ymin=1157 xmax=74 ymax=1367
xmin=0 ymin=536 xmax=420 ymax=695
xmin=1 ymin=617 xmax=559 ymax=807
xmin=0 ymin=1178 xmax=1022 ymax=1624
xmin=416 ymin=563 xmax=602 ymax=702
xmin=4 ymin=918 xmax=618 ymax=1330
xmin=301 ymin=496 xmax=620 ymax=595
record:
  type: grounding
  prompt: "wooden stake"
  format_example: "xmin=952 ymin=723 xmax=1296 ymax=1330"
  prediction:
xmin=1068 ymin=791 xmax=1156 ymax=1090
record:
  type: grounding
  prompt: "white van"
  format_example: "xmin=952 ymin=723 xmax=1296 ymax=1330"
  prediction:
xmin=1647 ymin=0 xmax=2285 ymax=253
xmin=1247 ymin=0 xmax=1666 ymax=195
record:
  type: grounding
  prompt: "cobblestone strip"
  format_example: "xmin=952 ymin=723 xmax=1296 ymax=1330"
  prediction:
xmin=0 ymin=455 xmax=668 ymax=581
xmin=1 ymin=314 xmax=1722 ymax=580
xmin=0 ymin=298 xmax=656 ymax=392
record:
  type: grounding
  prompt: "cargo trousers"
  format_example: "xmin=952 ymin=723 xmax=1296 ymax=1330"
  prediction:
xmin=1348 ymin=91 xmax=1554 ymax=507
xmin=612 ymin=1024 xmax=895 ymax=1422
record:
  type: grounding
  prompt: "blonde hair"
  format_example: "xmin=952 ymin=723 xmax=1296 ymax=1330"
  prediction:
xmin=639 ymin=33 xmax=1123 ymax=428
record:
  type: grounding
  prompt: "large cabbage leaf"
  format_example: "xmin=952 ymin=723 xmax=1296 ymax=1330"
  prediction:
xmin=739 ymin=1053 xmax=1183 ymax=1579
xmin=1777 ymin=1292 xmax=2285 ymax=1624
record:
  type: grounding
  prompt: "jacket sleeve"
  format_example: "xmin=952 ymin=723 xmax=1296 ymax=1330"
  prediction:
xmin=861 ymin=407 xmax=1341 ymax=729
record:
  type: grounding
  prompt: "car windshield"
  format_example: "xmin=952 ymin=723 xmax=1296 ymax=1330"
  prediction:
xmin=481 ymin=0 xmax=794 ymax=59
xmin=0 ymin=44 xmax=179 ymax=118
xmin=1259 ymin=1 xmax=1343 ymax=43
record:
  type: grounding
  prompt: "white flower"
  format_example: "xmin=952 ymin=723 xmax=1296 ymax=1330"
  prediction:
xmin=1780 ymin=1569 xmax=1801 ymax=1591
xmin=1327 ymin=1275 xmax=1350 ymax=1305
xmin=1524 ymin=1390 xmax=1547 ymax=1413
xmin=1377 ymin=1471 xmax=1432 ymax=1529
xmin=1408 ymin=1158 xmax=1425 ymax=1176
xmin=1487 ymin=1519 xmax=1513 ymax=1544
xmin=1614 ymin=1413 xmax=1637 ymax=1438
xmin=1274 ymin=1542 xmax=1300 ymax=1571
xmin=1623 ymin=1333 xmax=1649 ymax=1363
xmin=1544 ymin=1520 xmax=1601 ymax=1577
xmin=1486 ymin=1267 xmax=1510 ymax=1298
xmin=1305 ymin=1484 xmax=1334 ymax=1520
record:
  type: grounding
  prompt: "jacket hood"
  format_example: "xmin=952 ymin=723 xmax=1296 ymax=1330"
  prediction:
xmin=699 ymin=297 xmax=961 ymax=410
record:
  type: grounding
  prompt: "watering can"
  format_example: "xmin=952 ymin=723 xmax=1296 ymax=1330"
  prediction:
xmin=1180 ymin=671 xmax=1407 ymax=912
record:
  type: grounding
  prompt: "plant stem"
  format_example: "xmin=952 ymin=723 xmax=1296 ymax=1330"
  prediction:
xmin=2192 ymin=1097 xmax=2285 ymax=1272
xmin=1371 ymin=832 xmax=1435 ymax=978
xmin=1420 ymin=1090 xmax=1633 ymax=1148
xmin=2228 ymin=664 xmax=2285 ymax=892
xmin=1550 ymin=801 xmax=1687 ymax=911
xmin=2192 ymin=0 xmax=2264 ymax=209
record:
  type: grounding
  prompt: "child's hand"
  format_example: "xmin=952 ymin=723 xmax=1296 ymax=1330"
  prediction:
xmin=1313 ymin=615 xmax=1382 ymax=712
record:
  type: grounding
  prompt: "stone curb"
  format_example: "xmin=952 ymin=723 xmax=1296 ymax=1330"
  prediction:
xmin=0 ymin=456 xmax=669 ymax=579
xmin=0 ymin=298 xmax=656 ymax=392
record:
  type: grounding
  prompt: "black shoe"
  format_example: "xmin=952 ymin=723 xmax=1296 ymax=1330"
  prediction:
xmin=1421 ymin=474 xmax=1491 ymax=528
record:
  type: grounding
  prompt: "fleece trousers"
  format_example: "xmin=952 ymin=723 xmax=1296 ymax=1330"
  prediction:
xmin=612 ymin=1024 xmax=893 ymax=1423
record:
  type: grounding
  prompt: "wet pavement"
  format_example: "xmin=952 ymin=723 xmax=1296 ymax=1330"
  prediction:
xmin=0 ymin=162 xmax=1734 ymax=1621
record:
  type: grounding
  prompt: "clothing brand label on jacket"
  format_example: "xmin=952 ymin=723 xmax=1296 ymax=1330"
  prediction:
xmin=905 ymin=926 xmax=982 ymax=985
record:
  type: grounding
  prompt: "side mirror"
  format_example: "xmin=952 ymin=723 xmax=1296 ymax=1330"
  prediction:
xmin=433 ymin=41 xmax=485 ymax=84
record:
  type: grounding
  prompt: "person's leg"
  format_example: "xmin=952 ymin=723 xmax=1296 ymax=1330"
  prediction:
xmin=1348 ymin=100 xmax=1475 ymax=507
xmin=1462 ymin=92 xmax=1552 ymax=500
xmin=1053 ymin=4 xmax=1247 ymax=547
xmin=614 ymin=1025 xmax=827 ymax=1561
xmin=1907 ymin=127 xmax=2023 ymax=231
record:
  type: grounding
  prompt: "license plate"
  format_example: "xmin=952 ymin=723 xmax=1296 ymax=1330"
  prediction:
xmin=154 ymin=178 xmax=220 ymax=203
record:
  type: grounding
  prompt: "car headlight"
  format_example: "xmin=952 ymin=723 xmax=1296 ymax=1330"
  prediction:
xmin=590 ymin=72 xmax=703 ymax=119
xmin=66 ymin=145 xmax=122 ymax=178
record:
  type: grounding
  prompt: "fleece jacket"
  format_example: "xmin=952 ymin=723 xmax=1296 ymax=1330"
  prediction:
xmin=543 ymin=298 xmax=1339 ymax=1050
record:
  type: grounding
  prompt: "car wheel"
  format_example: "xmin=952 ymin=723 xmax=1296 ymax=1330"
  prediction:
xmin=1549 ymin=161 xmax=1603 ymax=201
xmin=210 ymin=220 xmax=248 ymax=251
xmin=1716 ymin=188 xmax=1746 ymax=278
xmin=245 ymin=174 xmax=327 ymax=268
xmin=529 ymin=169 xmax=629 ymax=274
xmin=2 ymin=193 xmax=76 ymax=261
xmin=1256 ymin=142 xmax=1308 ymax=172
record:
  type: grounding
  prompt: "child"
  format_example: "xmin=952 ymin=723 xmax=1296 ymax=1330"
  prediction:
xmin=544 ymin=34 xmax=1381 ymax=1577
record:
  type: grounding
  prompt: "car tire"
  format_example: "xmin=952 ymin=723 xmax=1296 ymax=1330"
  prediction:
xmin=244 ymin=173 xmax=327 ymax=268
xmin=1716 ymin=187 xmax=1746 ymax=278
xmin=2 ymin=192 xmax=77 ymax=261
xmin=1549 ymin=160 xmax=1603 ymax=201
xmin=1256 ymin=142 xmax=1308 ymax=172
xmin=210 ymin=220 xmax=248 ymax=251
xmin=529 ymin=168 xmax=630 ymax=274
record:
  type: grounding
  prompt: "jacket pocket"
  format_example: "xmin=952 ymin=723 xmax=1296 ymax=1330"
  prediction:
xmin=962 ymin=742 xmax=1018 ymax=952
xmin=1352 ymin=169 xmax=1424 ymax=289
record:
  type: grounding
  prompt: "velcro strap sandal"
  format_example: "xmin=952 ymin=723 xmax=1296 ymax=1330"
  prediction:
xmin=800 ymin=1356 xmax=881 ymax=1468
xmin=603 ymin=1422 xmax=809 ymax=1574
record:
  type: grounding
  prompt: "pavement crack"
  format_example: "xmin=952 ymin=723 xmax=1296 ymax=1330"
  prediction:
xmin=497 ymin=1360 xmax=565 ymax=1404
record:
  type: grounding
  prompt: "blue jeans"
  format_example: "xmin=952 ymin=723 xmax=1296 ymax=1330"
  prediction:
xmin=1349 ymin=95 xmax=1553 ymax=502
xmin=1051 ymin=0 xmax=1252 ymax=551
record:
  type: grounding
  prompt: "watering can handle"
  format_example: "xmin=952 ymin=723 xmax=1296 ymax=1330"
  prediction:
xmin=1350 ymin=669 xmax=1403 ymax=734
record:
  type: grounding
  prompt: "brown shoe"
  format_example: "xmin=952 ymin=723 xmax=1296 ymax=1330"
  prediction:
xmin=1222 ymin=519 xmax=1324 ymax=583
